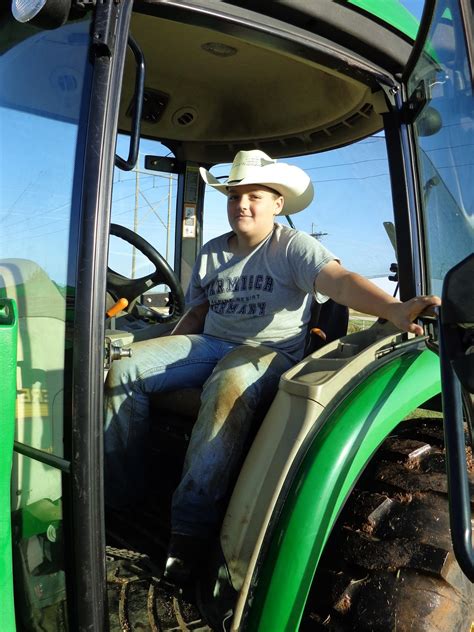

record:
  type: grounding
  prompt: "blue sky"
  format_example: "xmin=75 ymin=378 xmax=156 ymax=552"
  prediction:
xmin=110 ymin=129 xmax=398 ymax=295
xmin=399 ymin=0 xmax=425 ymax=20
xmin=197 ymin=137 xmax=395 ymax=275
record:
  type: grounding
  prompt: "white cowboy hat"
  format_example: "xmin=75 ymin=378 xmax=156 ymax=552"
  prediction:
xmin=199 ymin=150 xmax=314 ymax=215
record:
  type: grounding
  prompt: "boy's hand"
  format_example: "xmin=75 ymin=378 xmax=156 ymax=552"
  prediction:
xmin=386 ymin=295 xmax=441 ymax=335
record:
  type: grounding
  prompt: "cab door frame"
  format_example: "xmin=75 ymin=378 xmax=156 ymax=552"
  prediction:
xmin=64 ymin=2 xmax=134 ymax=629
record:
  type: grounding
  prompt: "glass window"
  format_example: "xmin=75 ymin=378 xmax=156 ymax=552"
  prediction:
xmin=109 ymin=137 xmax=177 ymax=296
xmin=0 ymin=15 xmax=92 ymax=631
xmin=11 ymin=456 xmax=67 ymax=630
xmin=409 ymin=0 xmax=474 ymax=294
xmin=0 ymin=18 xmax=91 ymax=455
xmin=346 ymin=0 xmax=422 ymax=40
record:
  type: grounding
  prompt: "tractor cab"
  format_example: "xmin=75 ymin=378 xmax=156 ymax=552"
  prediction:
xmin=0 ymin=1 xmax=473 ymax=631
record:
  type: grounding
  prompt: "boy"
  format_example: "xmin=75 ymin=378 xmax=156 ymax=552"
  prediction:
xmin=104 ymin=150 xmax=440 ymax=582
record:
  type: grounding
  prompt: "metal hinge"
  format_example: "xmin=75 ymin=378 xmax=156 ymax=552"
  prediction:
xmin=401 ymin=78 xmax=428 ymax=124
xmin=77 ymin=0 xmax=122 ymax=56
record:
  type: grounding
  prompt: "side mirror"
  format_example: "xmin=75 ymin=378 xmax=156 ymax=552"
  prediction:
xmin=417 ymin=105 xmax=443 ymax=137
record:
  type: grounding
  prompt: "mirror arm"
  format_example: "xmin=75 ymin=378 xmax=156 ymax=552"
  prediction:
xmin=439 ymin=321 xmax=474 ymax=581
xmin=115 ymin=35 xmax=145 ymax=171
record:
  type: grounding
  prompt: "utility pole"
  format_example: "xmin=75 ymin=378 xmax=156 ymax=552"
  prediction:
xmin=131 ymin=164 xmax=140 ymax=278
xmin=126 ymin=161 xmax=172 ymax=279
xmin=310 ymin=222 xmax=327 ymax=240
xmin=166 ymin=175 xmax=172 ymax=262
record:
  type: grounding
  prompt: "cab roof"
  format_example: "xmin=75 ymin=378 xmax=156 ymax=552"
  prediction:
xmin=122 ymin=0 xmax=421 ymax=162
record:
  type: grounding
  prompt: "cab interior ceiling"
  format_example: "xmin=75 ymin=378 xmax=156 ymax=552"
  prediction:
xmin=119 ymin=8 xmax=407 ymax=164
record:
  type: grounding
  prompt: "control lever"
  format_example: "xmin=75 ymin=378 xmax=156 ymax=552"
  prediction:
xmin=105 ymin=297 xmax=132 ymax=369
xmin=106 ymin=297 xmax=129 ymax=319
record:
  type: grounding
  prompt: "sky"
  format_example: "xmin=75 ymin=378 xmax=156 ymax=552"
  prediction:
xmin=110 ymin=130 xmax=399 ymax=297
xmin=399 ymin=0 xmax=426 ymax=20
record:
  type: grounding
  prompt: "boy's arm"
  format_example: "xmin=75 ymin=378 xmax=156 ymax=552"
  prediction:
xmin=170 ymin=301 xmax=210 ymax=335
xmin=315 ymin=260 xmax=440 ymax=335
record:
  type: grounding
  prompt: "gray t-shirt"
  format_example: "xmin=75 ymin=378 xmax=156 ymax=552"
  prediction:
xmin=186 ymin=223 xmax=337 ymax=361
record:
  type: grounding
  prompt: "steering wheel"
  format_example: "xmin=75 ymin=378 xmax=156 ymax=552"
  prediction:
xmin=107 ymin=223 xmax=185 ymax=323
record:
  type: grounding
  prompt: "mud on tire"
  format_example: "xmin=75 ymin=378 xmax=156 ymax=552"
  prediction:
xmin=106 ymin=547 xmax=212 ymax=631
xmin=301 ymin=417 xmax=474 ymax=632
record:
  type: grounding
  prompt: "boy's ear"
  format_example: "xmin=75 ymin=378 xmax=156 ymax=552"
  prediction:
xmin=275 ymin=195 xmax=284 ymax=215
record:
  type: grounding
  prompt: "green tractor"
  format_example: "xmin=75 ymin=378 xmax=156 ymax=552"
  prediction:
xmin=0 ymin=0 xmax=473 ymax=630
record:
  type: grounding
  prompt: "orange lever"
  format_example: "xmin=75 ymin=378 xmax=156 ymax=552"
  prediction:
xmin=310 ymin=327 xmax=327 ymax=341
xmin=106 ymin=298 xmax=129 ymax=318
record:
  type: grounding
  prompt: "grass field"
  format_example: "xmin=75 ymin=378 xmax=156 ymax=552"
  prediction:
xmin=348 ymin=310 xmax=377 ymax=334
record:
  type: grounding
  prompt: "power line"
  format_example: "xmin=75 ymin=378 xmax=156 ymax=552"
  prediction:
xmin=304 ymin=157 xmax=387 ymax=171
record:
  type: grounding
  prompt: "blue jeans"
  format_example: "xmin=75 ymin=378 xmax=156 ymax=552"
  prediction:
xmin=104 ymin=334 xmax=293 ymax=537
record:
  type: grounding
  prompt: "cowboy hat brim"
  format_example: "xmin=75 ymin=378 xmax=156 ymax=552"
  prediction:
xmin=199 ymin=163 xmax=314 ymax=215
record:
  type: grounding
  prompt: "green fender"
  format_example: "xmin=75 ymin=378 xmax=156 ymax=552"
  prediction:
xmin=0 ymin=299 xmax=18 ymax=632
xmin=246 ymin=347 xmax=441 ymax=632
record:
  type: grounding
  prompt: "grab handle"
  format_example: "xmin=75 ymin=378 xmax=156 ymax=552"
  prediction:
xmin=115 ymin=35 xmax=145 ymax=171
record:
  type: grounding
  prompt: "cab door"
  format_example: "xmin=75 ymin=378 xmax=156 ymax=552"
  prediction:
xmin=402 ymin=0 xmax=474 ymax=578
xmin=0 ymin=2 xmax=134 ymax=630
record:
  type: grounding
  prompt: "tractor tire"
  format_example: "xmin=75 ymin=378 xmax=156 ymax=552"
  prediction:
xmin=301 ymin=417 xmax=474 ymax=632
xmin=106 ymin=546 xmax=212 ymax=631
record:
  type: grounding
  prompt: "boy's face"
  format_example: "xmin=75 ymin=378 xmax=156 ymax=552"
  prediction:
xmin=226 ymin=184 xmax=284 ymax=240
